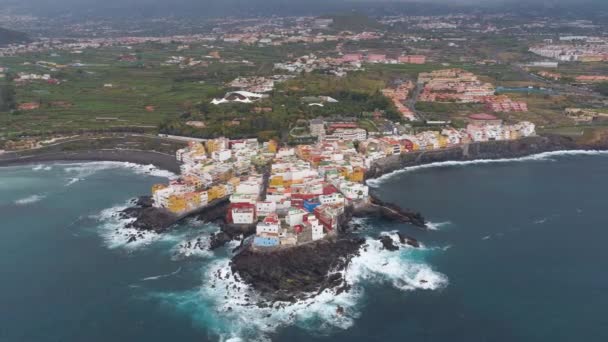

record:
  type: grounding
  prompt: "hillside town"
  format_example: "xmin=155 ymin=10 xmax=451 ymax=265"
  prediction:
xmin=529 ymin=36 xmax=608 ymax=62
xmin=149 ymin=111 xmax=535 ymax=250
xmin=418 ymin=68 xmax=529 ymax=113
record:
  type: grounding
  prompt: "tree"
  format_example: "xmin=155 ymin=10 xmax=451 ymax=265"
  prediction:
xmin=0 ymin=83 xmax=16 ymax=111
xmin=594 ymin=82 xmax=608 ymax=97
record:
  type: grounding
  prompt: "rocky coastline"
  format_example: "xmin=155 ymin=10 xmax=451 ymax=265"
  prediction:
xmin=0 ymin=149 xmax=182 ymax=174
xmin=365 ymin=134 xmax=608 ymax=179
xmin=113 ymin=133 xmax=608 ymax=304
xmin=7 ymin=133 xmax=608 ymax=304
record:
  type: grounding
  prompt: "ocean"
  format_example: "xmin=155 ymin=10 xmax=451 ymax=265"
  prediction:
xmin=1 ymin=152 xmax=607 ymax=341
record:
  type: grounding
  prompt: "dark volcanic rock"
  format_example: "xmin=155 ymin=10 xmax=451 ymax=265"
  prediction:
xmin=397 ymin=232 xmax=420 ymax=248
xmin=378 ymin=235 xmax=399 ymax=251
xmin=231 ymin=237 xmax=365 ymax=301
xmin=209 ymin=231 xmax=232 ymax=250
xmin=353 ymin=194 xmax=427 ymax=229
xmin=370 ymin=193 xmax=426 ymax=227
xmin=122 ymin=206 xmax=177 ymax=233
xmin=193 ymin=198 xmax=230 ymax=223
xmin=221 ymin=223 xmax=257 ymax=239
xmin=364 ymin=135 xmax=581 ymax=180
xmin=135 ymin=196 xmax=154 ymax=208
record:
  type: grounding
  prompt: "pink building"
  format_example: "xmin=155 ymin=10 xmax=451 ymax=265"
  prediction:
xmin=342 ymin=53 xmax=363 ymax=62
xmin=366 ymin=54 xmax=387 ymax=63
xmin=398 ymin=55 xmax=426 ymax=64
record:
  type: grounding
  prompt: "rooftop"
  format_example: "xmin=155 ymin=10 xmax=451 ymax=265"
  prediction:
xmin=468 ymin=113 xmax=499 ymax=121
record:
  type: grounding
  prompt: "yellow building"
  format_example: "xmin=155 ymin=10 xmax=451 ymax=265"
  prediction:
xmin=437 ymin=135 xmax=449 ymax=149
xmin=190 ymin=142 xmax=206 ymax=155
xmin=182 ymin=175 xmax=204 ymax=189
xmin=347 ymin=167 xmax=365 ymax=183
xmin=151 ymin=184 xmax=168 ymax=194
xmin=183 ymin=192 xmax=202 ymax=210
xmin=207 ymin=185 xmax=227 ymax=202
xmin=267 ymin=140 xmax=278 ymax=153
xmin=167 ymin=195 xmax=188 ymax=214
xmin=269 ymin=176 xmax=284 ymax=187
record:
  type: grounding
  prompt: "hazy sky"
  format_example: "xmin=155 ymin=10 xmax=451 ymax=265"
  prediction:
xmin=0 ymin=0 xmax=605 ymax=17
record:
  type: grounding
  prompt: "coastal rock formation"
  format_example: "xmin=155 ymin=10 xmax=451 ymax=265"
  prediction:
xmin=209 ymin=231 xmax=232 ymax=250
xmin=121 ymin=197 xmax=232 ymax=235
xmin=352 ymin=194 xmax=426 ymax=228
xmin=398 ymin=232 xmax=420 ymax=248
xmin=365 ymin=135 xmax=580 ymax=179
xmin=121 ymin=196 xmax=178 ymax=233
xmin=230 ymin=237 xmax=365 ymax=302
xmin=378 ymin=233 xmax=420 ymax=251
xmin=378 ymin=235 xmax=399 ymax=251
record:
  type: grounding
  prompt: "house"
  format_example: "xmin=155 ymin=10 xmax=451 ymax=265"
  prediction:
xmin=256 ymin=214 xmax=281 ymax=235
xmin=18 ymin=102 xmax=40 ymax=111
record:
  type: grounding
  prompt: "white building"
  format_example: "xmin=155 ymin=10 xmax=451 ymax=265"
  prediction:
xmin=199 ymin=191 xmax=209 ymax=206
xmin=319 ymin=193 xmax=345 ymax=205
xmin=286 ymin=208 xmax=307 ymax=227
xmin=307 ymin=215 xmax=325 ymax=241
xmin=212 ymin=149 xmax=232 ymax=162
xmin=236 ymin=180 xmax=261 ymax=195
xmin=256 ymin=221 xmax=280 ymax=235
xmin=256 ymin=201 xmax=277 ymax=217
xmin=232 ymin=207 xmax=255 ymax=224
xmin=276 ymin=147 xmax=295 ymax=158
xmin=339 ymin=181 xmax=369 ymax=200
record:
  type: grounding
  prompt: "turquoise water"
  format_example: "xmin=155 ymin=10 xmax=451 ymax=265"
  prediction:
xmin=1 ymin=153 xmax=607 ymax=341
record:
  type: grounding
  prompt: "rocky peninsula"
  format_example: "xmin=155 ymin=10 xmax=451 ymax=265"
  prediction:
xmin=8 ymin=132 xmax=608 ymax=304
xmin=114 ymin=133 xmax=608 ymax=304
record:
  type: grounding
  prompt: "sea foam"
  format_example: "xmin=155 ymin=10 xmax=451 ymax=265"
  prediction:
xmin=14 ymin=194 xmax=46 ymax=205
xmin=367 ymin=150 xmax=608 ymax=187
xmin=426 ymin=221 xmax=452 ymax=231
xmin=32 ymin=164 xmax=52 ymax=171
xmin=60 ymin=161 xmax=176 ymax=183
xmin=92 ymin=203 xmax=161 ymax=249
xmin=157 ymin=234 xmax=448 ymax=341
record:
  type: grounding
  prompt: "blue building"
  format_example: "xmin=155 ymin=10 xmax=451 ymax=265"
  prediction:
xmin=303 ymin=200 xmax=321 ymax=213
xmin=253 ymin=236 xmax=279 ymax=247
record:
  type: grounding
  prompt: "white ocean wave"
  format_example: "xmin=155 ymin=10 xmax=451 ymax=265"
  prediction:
xmin=92 ymin=203 xmax=162 ymax=249
xmin=378 ymin=230 xmax=425 ymax=249
xmin=14 ymin=193 xmax=46 ymax=205
xmin=65 ymin=177 xmax=81 ymax=186
xmin=60 ymin=161 xmax=176 ymax=182
xmin=160 ymin=235 xmax=447 ymax=341
xmin=171 ymin=235 xmax=214 ymax=260
xmin=32 ymin=164 xmax=52 ymax=171
xmin=426 ymin=221 xmax=452 ymax=231
xmin=92 ymin=203 xmax=210 ymax=250
xmin=367 ymin=150 xmax=608 ymax=187
xmin=141 ymin=267 xmax=182 ymax=281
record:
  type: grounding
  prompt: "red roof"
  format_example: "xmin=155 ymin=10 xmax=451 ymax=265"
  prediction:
xmin=469 ymin=113 xmax=498 ymax=121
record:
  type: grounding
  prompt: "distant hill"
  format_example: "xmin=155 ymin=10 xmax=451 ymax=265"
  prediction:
xmin=321 ymin=13 xmax=384 ymax=32
xmin=0 ymin=27 xmax=30 ymax=46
